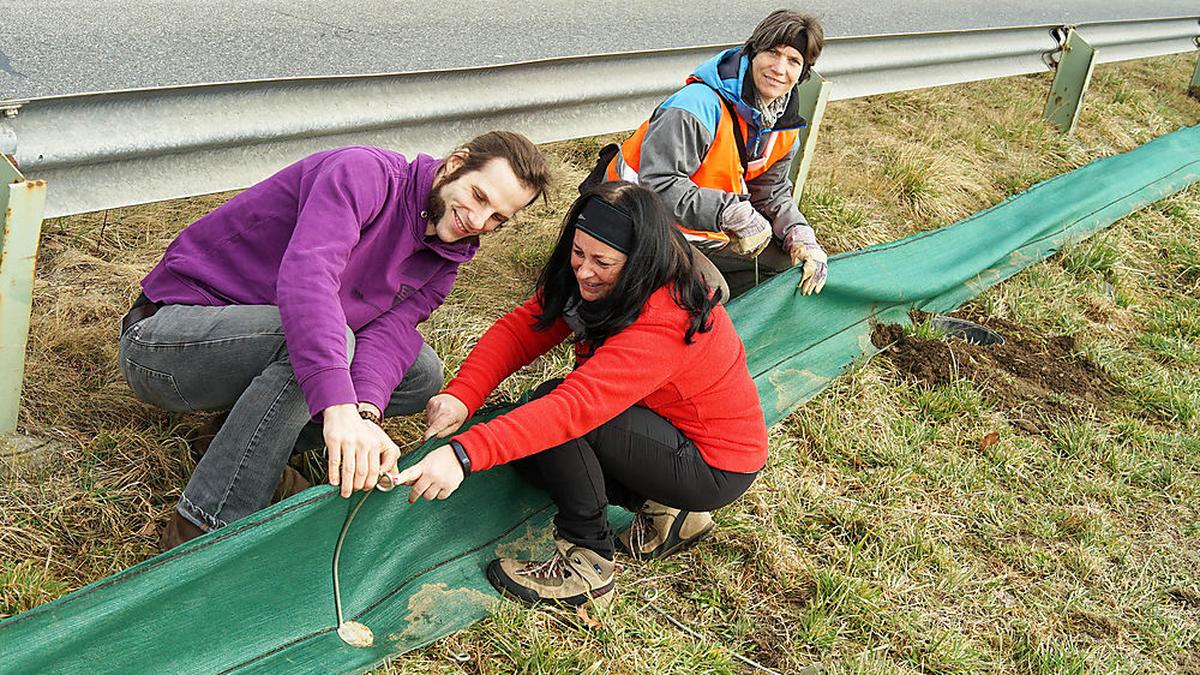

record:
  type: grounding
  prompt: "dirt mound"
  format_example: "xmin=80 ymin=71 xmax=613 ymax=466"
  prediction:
xmin=871 ymin=314 xmax=1120 ymax=432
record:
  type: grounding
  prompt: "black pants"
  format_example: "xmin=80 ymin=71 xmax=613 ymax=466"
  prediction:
xmin=515 ymin=380 xmax=758 ymax=558
xmin=704 ymin=241 xmax=793 ymax=299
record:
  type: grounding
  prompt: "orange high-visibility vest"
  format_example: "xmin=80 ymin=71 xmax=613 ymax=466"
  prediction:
xmin=607 ymin=86 xmax=800 ymax=247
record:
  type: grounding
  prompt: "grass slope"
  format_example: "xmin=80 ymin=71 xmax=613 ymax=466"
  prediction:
xmin=3 ymin=54 xmax=1199 ymax=673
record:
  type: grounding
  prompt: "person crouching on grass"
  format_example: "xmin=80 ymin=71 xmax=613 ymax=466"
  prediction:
xmin=119 ymin=131 xmax=550 ymax=550
xmin=396 ymin=181 xmax=769 ymax=607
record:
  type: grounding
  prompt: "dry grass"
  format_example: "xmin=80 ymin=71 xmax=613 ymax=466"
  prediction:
xmin=3 ymin=54 xmax=1200 ymax=672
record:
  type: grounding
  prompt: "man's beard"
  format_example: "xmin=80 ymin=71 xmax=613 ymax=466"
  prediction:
xmin=426 ymin=161 xmax=470 ymax=229
xmin=424 ymin=184 xmax=446 ymax=227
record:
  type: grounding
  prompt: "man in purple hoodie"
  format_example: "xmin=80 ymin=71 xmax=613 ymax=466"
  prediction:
xmin=118 ymin=131 xmax=551 ymax=549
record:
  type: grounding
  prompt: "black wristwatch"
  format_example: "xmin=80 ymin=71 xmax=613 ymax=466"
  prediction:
xmin=449 ymin=439 xmax=472 ymax=478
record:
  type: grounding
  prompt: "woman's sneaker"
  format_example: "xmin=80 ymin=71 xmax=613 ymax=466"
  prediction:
xmin=618 ymin=501 xmax=715 ymax=560
xmin=487 ymin=537 xmax=615 ymax=608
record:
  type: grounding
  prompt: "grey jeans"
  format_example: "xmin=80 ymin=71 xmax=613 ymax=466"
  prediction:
xmin=118 ymin=304 xmax=443 ymax=531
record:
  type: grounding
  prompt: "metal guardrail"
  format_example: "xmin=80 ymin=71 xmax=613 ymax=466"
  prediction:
xmin=0 ymin=16 xmax=1196 ymax=218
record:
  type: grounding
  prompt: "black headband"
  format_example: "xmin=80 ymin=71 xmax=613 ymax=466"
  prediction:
xmin=574 ymin=197 xmax=635 ymax=254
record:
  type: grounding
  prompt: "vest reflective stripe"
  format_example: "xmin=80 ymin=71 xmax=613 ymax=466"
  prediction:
xmin=678 ymin=225 xmax=731 ymax=247
xmin=689 ymin=105 xmax=748 ymax=193
xmin=611 ymin=152 xmax=639 ymax=183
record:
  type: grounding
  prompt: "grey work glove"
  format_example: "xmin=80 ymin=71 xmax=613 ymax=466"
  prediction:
xmin=784 ymin=224 xmax=828 ymax=295
xmin=720 ymin=201 xmax=771 ymax=257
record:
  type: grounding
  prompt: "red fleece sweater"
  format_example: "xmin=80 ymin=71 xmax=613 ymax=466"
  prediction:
xmin=444 ymin=286 xmax=768 ymax=473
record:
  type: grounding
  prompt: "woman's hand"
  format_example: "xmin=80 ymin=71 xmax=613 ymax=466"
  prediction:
xmin=423 ymin=393 xmax=469 ymax=441
xmin=396 ymin=445 xmax=464 ymax=503
xmin=323 ymin=403 xmax=401 ymax=498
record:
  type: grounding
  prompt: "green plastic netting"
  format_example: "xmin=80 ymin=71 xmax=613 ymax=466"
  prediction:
xmin=1 ymin=125 xmax=1197 ymax=672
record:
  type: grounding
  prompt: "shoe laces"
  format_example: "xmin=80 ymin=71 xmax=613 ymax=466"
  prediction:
xmin=518 ymin=550 xmax=573 ymax=579
xmin=628 ymin=510 xmax=657 ymax=558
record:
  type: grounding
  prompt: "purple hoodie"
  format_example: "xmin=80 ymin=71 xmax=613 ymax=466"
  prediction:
xmin=141 ymin=147 xmax=476 ymax=416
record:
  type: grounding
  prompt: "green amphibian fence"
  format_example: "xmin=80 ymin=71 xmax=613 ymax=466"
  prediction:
xmin=0 ymin=125 xmax=1196 ymax=673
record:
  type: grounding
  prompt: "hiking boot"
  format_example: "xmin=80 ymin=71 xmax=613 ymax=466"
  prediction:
xmin=158 ymin=510 xmax=206 ymax=551
xmin=487 ymin=537 xmax=615 ymax=608
xmin=617 ymin=500 xmax=715 ymax=560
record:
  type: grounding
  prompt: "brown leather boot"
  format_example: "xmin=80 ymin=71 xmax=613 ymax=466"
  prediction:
xmin=271 ymin=465 xmax=311 ymax=503
xmin=158 ymin=510 xmax=206 ymax=552
xmin=188 ymin=412 xmax=229 ymax=462
xmin=158 ymin=464 xmax=307 ymax=553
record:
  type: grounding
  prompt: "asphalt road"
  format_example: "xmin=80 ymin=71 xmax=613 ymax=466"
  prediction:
xmin=1 ymin=1 xmax=1197 ymax=100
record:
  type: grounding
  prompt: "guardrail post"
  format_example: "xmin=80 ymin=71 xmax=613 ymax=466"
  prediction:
xmin=1189 ymin=48 xmax=1200 ymax=100
xmin=1043 ymin=28 xmax=1097 ymax=134
xmin=0 ymin=154 xmax=47 ymax=435
xmin=789 ymin=70 xmax=832 ymax=202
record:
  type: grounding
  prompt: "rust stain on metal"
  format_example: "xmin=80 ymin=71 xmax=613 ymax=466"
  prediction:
xmin=24 ymin=180 xmax=46 ymax=188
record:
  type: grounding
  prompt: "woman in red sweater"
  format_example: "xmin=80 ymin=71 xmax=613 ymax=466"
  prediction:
xmin=397 ymin=181 xmax=769 ymax=607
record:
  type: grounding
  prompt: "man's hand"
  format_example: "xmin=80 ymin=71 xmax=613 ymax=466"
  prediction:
xmin=784 ymin=224 xmax=829 ymax=295
xmin=721 ymin=201 xmax=771 ymax=257
xmin=323 ymin=403 xmax=401 ymax=498
xmin=396 ymin=445 xmax=464 ymax=503
xmin=423 ymin=394 xmax=469 ymax=441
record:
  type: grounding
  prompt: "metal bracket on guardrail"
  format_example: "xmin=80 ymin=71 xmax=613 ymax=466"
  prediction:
xmin=1044 ymin=27 xmax=1097 ymax=134
xmin=0 ymin=101 xmax=25 ymax=119
xmin=0 ymin=153 xmax=48 ymax=435
xmin=0 ymin=111 xmax=19 ymax=157
xmin=1042 ymin=26 xmax=1071 ymax=69
xmin=789 ymin=70 xmax=832 ymax=203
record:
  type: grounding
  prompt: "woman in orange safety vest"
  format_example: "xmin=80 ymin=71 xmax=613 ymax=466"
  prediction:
xmin=601 ymin=10 xmax=829 ymax=300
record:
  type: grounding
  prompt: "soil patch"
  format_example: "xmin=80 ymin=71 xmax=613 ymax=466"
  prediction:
xmin=871 ymin=313 xmax=1120 ymax=432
